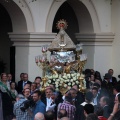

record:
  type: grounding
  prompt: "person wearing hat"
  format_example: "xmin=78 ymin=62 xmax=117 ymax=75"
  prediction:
xmin=101 ymin=73 xmax=113 ymax=97
xmin=108 ymin=69 xmax=117 ymax=87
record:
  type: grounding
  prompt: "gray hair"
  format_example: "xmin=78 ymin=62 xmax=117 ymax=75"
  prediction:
xmin=34 ymin=112 xmax=44 ymax=120
xmin=16 ymin=94 xmax=24 ymax=99
xmin=35 ymin=118 xmax=44 ymax=120
xmin=60 ymin=117 xmax=69 ymax=120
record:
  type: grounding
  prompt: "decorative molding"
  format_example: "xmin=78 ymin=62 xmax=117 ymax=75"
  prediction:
xmin=55 ymin=0 xmax=62 ymax=2
xmin=75 ymin=32 xmax=115 ymax=46
xmin=8 ymin=32 xmax=57 ymax=46
xmin=9 ymin=32 xmax=115 ymax=46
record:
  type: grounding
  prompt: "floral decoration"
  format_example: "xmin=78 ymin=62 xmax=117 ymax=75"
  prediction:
xmin=44 ymin=73 xmax=86 ymax=92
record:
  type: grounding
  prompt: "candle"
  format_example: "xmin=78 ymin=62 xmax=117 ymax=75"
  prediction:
xmin=42 ymin=45 xmax=47 ymax=53
xmin=35 ymin=56 xmax=38 ymax=63
xmin=39 ymin=55 xmax=42 ymax=62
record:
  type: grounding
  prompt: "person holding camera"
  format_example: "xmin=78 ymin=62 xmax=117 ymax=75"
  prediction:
xmin=13 ymin=88 xmax=32 ymax=120
xmin=32 ymin=90 xmax=46 ymax=119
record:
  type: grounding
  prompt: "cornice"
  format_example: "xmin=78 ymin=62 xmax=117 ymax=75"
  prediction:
xmin=8 ymin=32 xmax=57 ymax=46
xmin=75 ymin=32 xmax=115 ymax=46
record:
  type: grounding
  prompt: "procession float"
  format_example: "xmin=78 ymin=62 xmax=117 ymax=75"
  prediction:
xmin=35 ymin=20 xmax=87 ymax=94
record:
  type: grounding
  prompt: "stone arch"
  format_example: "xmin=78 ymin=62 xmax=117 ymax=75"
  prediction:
xmin=52 ymin=1 xmax=79 ymax=44
xmin=0 ymin=0 xmax=35 ymax=78
xmin=46 ymin=0 xmax=100 ymax=33
xmin=0 ymin=0 xmax=35 ymax=32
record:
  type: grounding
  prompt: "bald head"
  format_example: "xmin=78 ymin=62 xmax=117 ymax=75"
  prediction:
xmin=60 ymin=117 xmax=69 ymax=120
xmin=34 ymin=112 xmax=44 ymax=120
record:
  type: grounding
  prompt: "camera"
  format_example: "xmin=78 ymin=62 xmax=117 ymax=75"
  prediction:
xmin=20 ymin=96 xmax=36 ymax=112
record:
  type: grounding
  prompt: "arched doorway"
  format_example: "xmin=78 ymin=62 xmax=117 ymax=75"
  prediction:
xmin=52 ymin=1 xmax=79 ymax=44
xmin=0 ymin=4 xmax=13 ymax=75
xmin=46 ymin=0 xmax=101 ymax=70
xmin=46 ymin=0 xmax=100 ymax=33
xmin=0 ymin=0 xmax=33 ymax=81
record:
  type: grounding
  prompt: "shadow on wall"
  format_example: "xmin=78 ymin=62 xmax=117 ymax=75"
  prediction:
xmin=0 ymin=57 xmax=6 ymax=75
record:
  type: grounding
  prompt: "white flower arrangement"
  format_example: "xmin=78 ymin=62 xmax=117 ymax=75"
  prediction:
xmin=48 ymin=80 xmax=51 ymax=83
xmin=64 ymin=84 xmax=67 ymax=87
xmin=73 ymin=77 xmax=76 ymax=81
xmin=44 ymin=73 xmax=86 ymax=91
xmin=72 ymin=83 xmax=75 ymax=86
xmin=68 ymin=86 xmax=71 ymax=89
xmin=68 ymin=82 xmax=71 ymax=86
xmin=67 ymin=74 xmax=71 ymax=78
xmin=53 ymin=74 xmax=58 ymax=79
xmin=76 ymin=81 xmax=79 ymax=84
xmin=60 ymin=81 xmax=63 ymax=84
xmin=63 ymin=76 xmax=67 ymax=79
xmin=77 ymin=73 xmax=80 ymax=77
xmin=71 ymin=73 xmax=75 ymax=77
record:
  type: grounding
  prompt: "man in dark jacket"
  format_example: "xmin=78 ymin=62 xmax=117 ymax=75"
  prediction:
xmin=99 ymin=96 xmax=112 ymax=119
xmin=17 ymin=73 xmax=31 ymax=93
xmin=108 ymin=69 xmax=117 ymax=87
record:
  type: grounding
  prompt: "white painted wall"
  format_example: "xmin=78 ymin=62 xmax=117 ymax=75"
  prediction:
xmin=15 ymin=47 xmax=29 ymax=81
xmin=9 ymin=32 xmax=56 ymax=82
xmin=92 ymin=0 xmax=111 ymax=32
xmin=76 ymin=32 xmax=114 ymax=79
xmin=15 ymin=46 xmax=52 ymax=82
xmin=4 ymin=0 xmax=112 ymax=34
xmin=27 ymin=0 xmax=53 ymax=32
xmin=82 ymin=45 xmax=112 ymax=79
xmin=6 ymin=0 xmax=120 ymax=81
xmin=28 ymin=47 xmax=51 ymax=82
xmin=16 ymin=46 xmax=44 ymax=82
xmin=94 ymin=45 xmax=112 ymax=78
xmin=82 ymin=45 xmax=95 ymax=70
xmin=111 ymin=0 xmax=120 ymax=78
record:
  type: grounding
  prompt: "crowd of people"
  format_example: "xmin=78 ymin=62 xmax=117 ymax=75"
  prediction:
xmin=0 ymin=68 xmax=120 ymax=120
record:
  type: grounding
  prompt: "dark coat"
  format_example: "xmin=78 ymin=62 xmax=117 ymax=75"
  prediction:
xmin=111 ymin=76 xmax=117 ymax=87
xmin=103 ymin=105 xmax=112 ymax=118
xmin=75 ymin=91 xmax=85 ymax=107
xmin=17 ymin=80 xmax=31 ymax=94
xmin=101 ymin=80 xmax=113 ymax=97
xmin=74 ymin=105 xmax=85 ymax=120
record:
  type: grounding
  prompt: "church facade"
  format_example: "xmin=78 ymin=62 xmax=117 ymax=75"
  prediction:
xmin=0 ymin=0 xmax=120 ymax=82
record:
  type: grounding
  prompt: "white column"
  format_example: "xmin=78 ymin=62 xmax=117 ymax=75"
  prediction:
xmin=9 ymin=32 xmax=56 ymax=82
xmin=75 ymin=33 xmax=114 ymax=78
